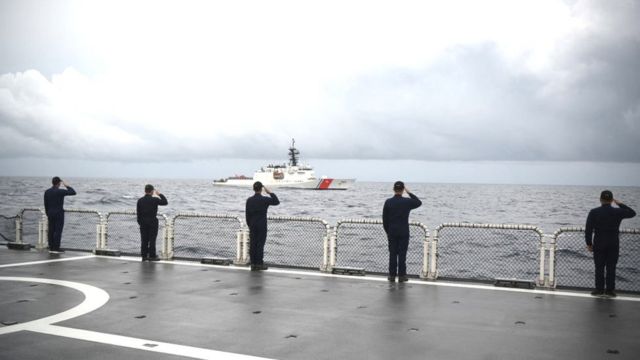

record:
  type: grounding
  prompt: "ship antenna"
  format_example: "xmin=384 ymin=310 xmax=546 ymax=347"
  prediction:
xmin=288 ymin=138 xmax=299 ymax=166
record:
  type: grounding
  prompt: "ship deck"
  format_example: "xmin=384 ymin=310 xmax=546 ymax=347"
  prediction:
xmin=1 ymin=247 xmax=639 ymax=360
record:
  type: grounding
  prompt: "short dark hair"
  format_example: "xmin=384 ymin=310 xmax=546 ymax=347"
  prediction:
xmin=52 ymin=176 xmax=61 ymax=186
xmin=145 ymin=184 xmax=154 ymax=193
xmin=600 ymin=190 xmax=613 ymax=201
xmin=393 ymin=181 xmax=405 ymax=192
xmin=253 ymin=181 xmax=263 ymax=192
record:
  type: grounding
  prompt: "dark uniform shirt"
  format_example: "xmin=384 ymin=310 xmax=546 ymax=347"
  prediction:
xmin=245 ymin=193 xmax=280 ymax=228
xmin=585 ymin=203 xmax=636 ymax=250
xmin=137 ymin=194 xmax=168 ymax=225
xmin=383 ymin=193 xmax=422 ymax=237
xmin=44 ymin=186 xmax=77 ymax=216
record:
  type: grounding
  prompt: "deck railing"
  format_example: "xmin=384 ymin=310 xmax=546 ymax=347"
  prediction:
xmin=5 ymin=207 xmax=640 ymax=293
xmin=431 ymin=223 xmax=545 ymax=285
xmin=170 ymin=213 xmax=244 ymax=262
xmin=551 ymin=228 xmax=640 ymax=292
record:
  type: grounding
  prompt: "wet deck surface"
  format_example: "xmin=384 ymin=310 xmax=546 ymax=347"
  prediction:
xmin=0 ymin=247 xmax=639 ymax=360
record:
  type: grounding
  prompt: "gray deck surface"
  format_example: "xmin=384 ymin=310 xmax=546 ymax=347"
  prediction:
xmin=0 ymin=247 xmax=639 ymax=360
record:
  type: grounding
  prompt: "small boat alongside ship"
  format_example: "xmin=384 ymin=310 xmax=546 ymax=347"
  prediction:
xmin=213 ymin=139 xmax=355 ymax=190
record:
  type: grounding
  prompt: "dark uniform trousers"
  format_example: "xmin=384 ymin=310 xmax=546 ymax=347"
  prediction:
xmin=47 ymin=212 xmax=65 ymax=251
xmin=139 ymin=219 xmax=159 ymax=259
xmin=388 ymin=235 xmax=409 ymax=277
xmin=594 ymin=245 xmax=619 ymax=292
xmin=249 ymin=225 xmax=267 ymax=265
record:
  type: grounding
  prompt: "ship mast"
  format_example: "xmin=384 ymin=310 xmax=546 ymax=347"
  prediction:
xmin=288 ymin=138 xmax=300 ymax=167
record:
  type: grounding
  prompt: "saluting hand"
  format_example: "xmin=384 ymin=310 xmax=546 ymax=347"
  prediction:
xmin=263 ymin=186 xmax=271 ymax=194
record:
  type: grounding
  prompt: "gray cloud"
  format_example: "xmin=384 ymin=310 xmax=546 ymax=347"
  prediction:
xmin=0 ymin=0 xmax=639 ymax=163
xmin=305 ymin=1 xmax=640 ymax=161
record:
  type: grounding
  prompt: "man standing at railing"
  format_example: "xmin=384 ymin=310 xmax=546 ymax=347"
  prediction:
xmin=383 ymin=181 xmax=422 ymax=282
xmin=137 ymin=184 xmax=168 ymax=261
xmin=246 ymin=181 xmax=280 ymax=271
xmin=44 ymin=177 xmax=77 ymax=254
xmin=586 ymin=190 xmax=636 ymax=297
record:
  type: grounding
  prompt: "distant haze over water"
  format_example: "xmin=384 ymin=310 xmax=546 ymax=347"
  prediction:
xmin=1 ymin=177 xmax=639 ymax=234
xmin=1 ymin=159 xmax=640 ymax=187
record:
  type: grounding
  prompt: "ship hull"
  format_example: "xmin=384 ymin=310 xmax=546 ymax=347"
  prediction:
xmin=213 ymin=178 xmax=355 ymax=190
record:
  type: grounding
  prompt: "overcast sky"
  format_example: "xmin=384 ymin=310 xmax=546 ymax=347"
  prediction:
xmin=0 ymin=0 xmax=639 ymax=185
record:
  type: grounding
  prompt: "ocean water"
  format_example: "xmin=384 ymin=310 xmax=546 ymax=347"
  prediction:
xmin=1 ymin=176 xmax=639 ymax=233
xmin=1 ymin=177 xmax=639 ymax=290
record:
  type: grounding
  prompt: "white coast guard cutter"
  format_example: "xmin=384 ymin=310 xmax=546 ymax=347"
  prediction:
xmin=213 ymin=139 xmax=355 ymax=190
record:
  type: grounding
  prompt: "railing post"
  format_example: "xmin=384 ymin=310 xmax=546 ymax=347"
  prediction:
xmin=321 ymin=232 xmax=330 ymax=272
xmin=37 ymin=213 xmax=48 ymax=250
xmin=537 ymin=233 xmax=547 ymax=287
xmin=428 ymin=228 xmax=439 ymax=280
xmin=242 ymin=229 xmax=250 ymax=264
xmin=96 ymin=223 xmax=102 ymax=250
xmin=95 ymin=214 xmax=104 ymax=250
xmin=161 ymin=226 xmax=168 ymax=259
xmin=37 ymin=220 xmax=44 ymax=250
xmin=421 ymin=232 xmax=430 ymax=279
xmin=329 ymin=226 xmax=337 ymax=270
xmin=548 ymin=232 xmax=557 ymax=288
xmin=235 ymin=229 xmax=245 ymax=264
xmin=101 ymin=218 xmax=108 ymax=249
xmin=161 ymin=216 xmax=173 ymax=260
xmin=15 ymin=216 xmax=23 ymax=244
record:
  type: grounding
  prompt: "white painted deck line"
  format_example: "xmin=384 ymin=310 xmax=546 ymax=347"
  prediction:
xmin=0 ymin=255 xmax=95 ymax=268
xmin=0 ymin=276 xmax=109 ymax=335
xmin=0 ymin=276 xmax=275 ymax=360
xmin=36 ymin=325 xmax=276 ymax=360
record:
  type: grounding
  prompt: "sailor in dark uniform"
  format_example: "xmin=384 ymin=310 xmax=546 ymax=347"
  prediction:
xmin=245 ymin=181 xmax=280 ymax=271
xmin=43 ymin=177 xmax=77 ymax=253
xmin=585 ymin=190 xmax=636 ymax=297
xmin=136 ymin=184 xmax=168 ymax=261
xmin=382 ymin=181 xmax=422 ymax=282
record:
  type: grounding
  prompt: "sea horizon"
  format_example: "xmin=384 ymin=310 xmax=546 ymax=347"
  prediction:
xmin=1 ymin=159 xmax=640 ymax=187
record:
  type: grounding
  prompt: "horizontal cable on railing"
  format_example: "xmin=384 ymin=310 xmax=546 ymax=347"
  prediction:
xmin=105 ymin=210 xmax=137 ymax=219
xmin=175 ymin=212 xmax=242 ymax=219
xmin=19 ymin=208 xmax=44 ymax=217
xmin=436 ymin=222 xmax=543 ymax=235
xmin=554 ymin=227 xmax=640 ymax=236
xmin=173 ymin=212 xmax=243 ymax=224
xmin=268 ymin=215 xmax=328 ymax=226
xmin=64 ymin=208 xmax=101 ymax=214
xmin=337 ymin=218 xmax=382 ymax=225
